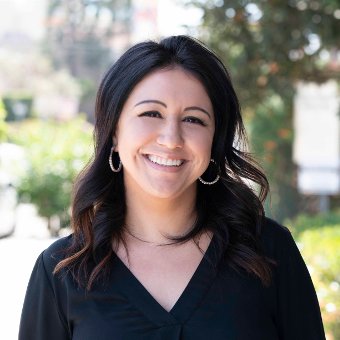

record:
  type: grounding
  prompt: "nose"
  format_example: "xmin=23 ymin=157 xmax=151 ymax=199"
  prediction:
xmin=156 ymin=119 xmax=184 ymax=149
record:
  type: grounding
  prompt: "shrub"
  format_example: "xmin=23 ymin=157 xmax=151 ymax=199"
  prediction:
xmin=297 ymin=226 xmax=340 ymax=339
xmin=0 ymin=99 xmax=7 ymax=141
xmin=8 ymin=117 xmax=93 ymax=235
xmin=3 ymin=94 xmax=34 ymax=121
xmin=285 ymin=211 xmax=340 ymax=238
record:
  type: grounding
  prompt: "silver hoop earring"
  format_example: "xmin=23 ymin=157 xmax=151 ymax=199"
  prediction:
xmin=199 ymin=159 xmax=220 ymax=185
xmin=109 ymin=146 xmax=122 ymax=173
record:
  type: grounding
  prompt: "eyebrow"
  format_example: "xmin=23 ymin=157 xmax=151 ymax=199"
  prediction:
xmin=184 ymin=106 xmax=211 ymax=118
xmin=134 ymin=100 xmax=211 ymax=118
xmin=135 ymin=100 xmax=167 ymax=108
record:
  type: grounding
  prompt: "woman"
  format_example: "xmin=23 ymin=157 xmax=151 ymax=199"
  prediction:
xmin=19 ymin=35 xmax=325 ymax=339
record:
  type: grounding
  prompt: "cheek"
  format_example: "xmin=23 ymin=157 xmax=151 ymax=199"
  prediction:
xmin=116 ymin=118 xmax=158 ymax=151
xmin=186 ymin=128 xmax=214 ymax=151
xmin=185 ymin=131 xmax=214 ymax=168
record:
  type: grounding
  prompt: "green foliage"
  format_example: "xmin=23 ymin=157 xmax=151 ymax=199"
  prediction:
xmin=190 ymin=0 xmax=340 ymax=94
xmin=8 ymin=117 xmax=93 ymax=228
xmin=186 ymin=0 xmax=340 ymax=221
xmin=285 ymin=210 xmax=340 ymax=237
xmin=297 ymin=225 xmax=340 ymax=339
xmin=249 ymin=91 xmax=298 ymax=220
xmin=3 ymin=94 xmax=34 ymax=121
xmin=284 ymin=211 xmax=340 ymax=337
xmin=0 ymin=99 xmax=8 ymax=141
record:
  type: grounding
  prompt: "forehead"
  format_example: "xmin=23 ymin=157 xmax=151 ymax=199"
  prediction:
xmin=123 ymin=66 xmax=212 ymax=108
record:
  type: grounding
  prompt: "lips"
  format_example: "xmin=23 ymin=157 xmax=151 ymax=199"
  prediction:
xmin=146 ymin=154 xmax=184 ymax=167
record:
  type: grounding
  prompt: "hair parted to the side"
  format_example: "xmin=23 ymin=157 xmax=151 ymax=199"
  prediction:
xmin=54 ymin=35 xmax=272 ymax=290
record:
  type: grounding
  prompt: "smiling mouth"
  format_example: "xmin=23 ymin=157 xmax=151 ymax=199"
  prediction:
xmin=146 ymin=154 xmax=184 ymax=167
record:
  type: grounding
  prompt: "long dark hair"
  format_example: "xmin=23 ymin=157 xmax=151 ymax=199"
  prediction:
xmin=54 ymin=35 xmax=271 ymax=289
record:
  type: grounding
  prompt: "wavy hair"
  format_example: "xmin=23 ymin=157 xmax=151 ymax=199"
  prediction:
xmin=54 ymin=35 xmax=271 ymax=289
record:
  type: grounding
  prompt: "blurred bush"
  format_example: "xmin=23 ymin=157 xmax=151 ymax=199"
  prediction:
xmin=285 ymin=211 xmax=340 ymax=238
xmin=286 ymin=213 xmax=340 ymax=339
xmin=0 ymin=99 xmax=7 ymax=141
xmin=8 ymin=117 xmax=93 ymax=235
xmin=298 ymin=226 xmax=340 ymax=340
xmin=3 ymin=94 xmax=34 ymax=121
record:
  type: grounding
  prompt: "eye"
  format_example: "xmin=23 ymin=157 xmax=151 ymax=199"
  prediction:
xmin=138 ymin=111 xmax=162 ymax=118
xmin=183 ymin=116 xmax=206 ymax=126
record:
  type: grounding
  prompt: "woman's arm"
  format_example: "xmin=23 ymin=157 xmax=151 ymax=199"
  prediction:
xmin=19 ymin=252 xmax=70 ymax=340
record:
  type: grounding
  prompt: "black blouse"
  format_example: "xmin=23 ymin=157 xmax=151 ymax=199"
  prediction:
xmin=19 ymin=218 xmax=325 ymax=339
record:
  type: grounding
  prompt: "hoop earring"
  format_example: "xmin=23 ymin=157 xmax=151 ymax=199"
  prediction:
xmin=199 ymin=159 xmax=220 ymax=185
xmin=109 ymin=146 xmax=122 ymax=173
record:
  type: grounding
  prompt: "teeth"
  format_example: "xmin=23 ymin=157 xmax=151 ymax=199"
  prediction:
xmin=147 ymin=155 xmax=183 ymax=167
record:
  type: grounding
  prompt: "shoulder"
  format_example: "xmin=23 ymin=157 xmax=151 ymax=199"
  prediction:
xmin=40 ymin=234 xmax=73 ymax=275
xmin=260 ymin=217 xmax=296 ymax=259
xmin=261 ymin=217 xmax=291 ymax=239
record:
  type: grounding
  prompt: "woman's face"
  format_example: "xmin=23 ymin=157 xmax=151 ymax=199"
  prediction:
xmin=113 ymin=67 xmax=215 ymax=201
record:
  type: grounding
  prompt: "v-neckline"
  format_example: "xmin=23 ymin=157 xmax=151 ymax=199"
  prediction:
xmin=112 ymin=233 xmax=219 ymax=325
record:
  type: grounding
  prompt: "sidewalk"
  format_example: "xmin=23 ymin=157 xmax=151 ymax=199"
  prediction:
xmin=0 ymin=204 xmax=57 ymax=340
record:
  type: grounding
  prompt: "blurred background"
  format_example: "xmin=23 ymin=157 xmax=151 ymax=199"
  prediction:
xmin=0 ymin=0 xmax=339 ymax=339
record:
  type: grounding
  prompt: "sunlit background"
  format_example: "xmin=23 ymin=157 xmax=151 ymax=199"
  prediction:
xmin=0 ymin=0 xmax=339 ymax=339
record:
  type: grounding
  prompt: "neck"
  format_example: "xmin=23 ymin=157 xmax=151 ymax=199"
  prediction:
xmin=124 ymin=185 xmax=197 ymax=244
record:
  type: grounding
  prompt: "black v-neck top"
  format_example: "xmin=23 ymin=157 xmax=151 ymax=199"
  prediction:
xmin=19 ymin=218 xmax=325 ymax=339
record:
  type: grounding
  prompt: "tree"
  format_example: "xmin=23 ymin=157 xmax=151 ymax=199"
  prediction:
xmin=186 ymin=0 xmax=340 ymax=221
xmin=45 ymin=0 xmax=132 ymax=117
xmin=8 ymin=117 xmax=93 ymax=235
